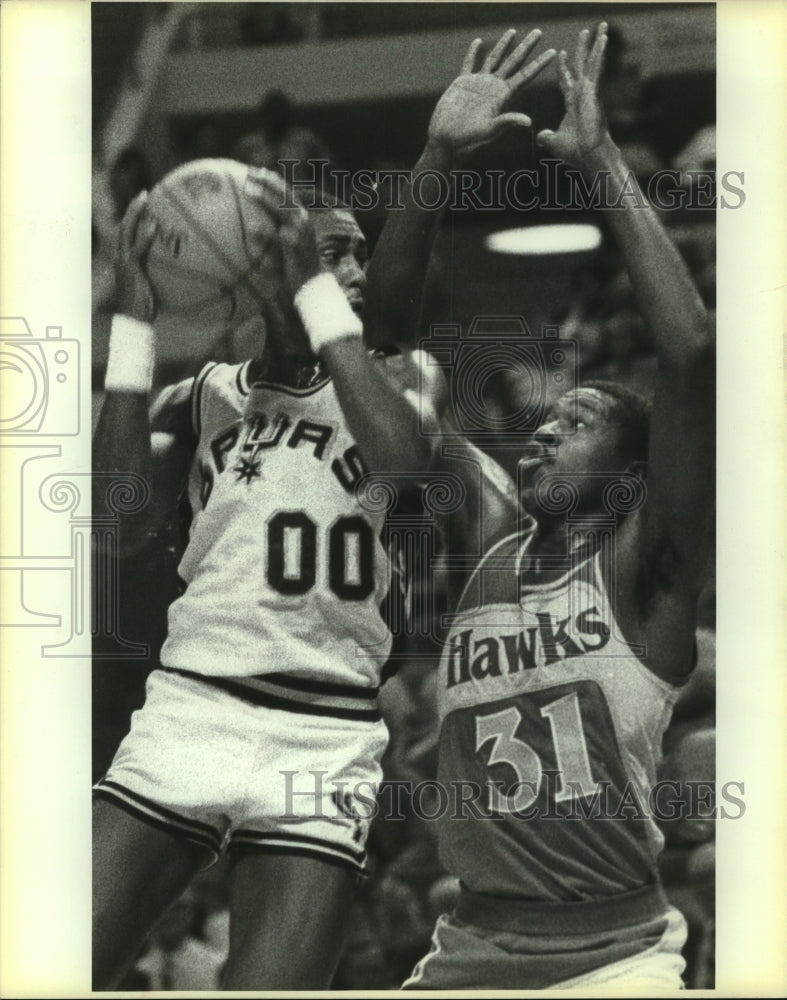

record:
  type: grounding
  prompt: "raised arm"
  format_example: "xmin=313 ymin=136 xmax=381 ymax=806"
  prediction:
xmin=93 ymin=194 xmax=195 ymax=555
xmin=244 ymin=171 xmax=446 ymax=474
xmin=538 ymin=25 xmax=714 ymax=622
xmin=364 ymin=28 xmax=556 ymax=350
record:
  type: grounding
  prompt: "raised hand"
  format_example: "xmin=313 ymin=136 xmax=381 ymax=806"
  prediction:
xmin=536 ymin=22 xmax=610 ymax=166
xmin=114 ymin=191 xmax=157 ymax=322
xmin=245 ymin=168 xmax=321 ymax=297
xmin=428 ymin=28 xmax=556 ymax=158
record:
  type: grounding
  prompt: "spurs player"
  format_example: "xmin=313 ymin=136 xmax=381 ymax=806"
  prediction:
xmin=92 ymin=181 xmax=434 ymax=989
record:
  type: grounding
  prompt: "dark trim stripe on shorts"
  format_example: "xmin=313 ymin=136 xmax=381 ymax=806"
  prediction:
xmin=230 ymin=828 xmax=367 ymax=873
xmin=163 ymin=667 xmax=382 ymax=721
xmin=93 ymin=777 xmax=224 ymax=857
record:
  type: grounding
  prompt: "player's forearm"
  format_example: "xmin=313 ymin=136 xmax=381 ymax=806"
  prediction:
xmin=322 ymin=339 xmax=435 ymax=474
xmin=364 ymin=139 xmax=454 ymax=351
xmin=585 ymin=137 xmax=711 ymax=370
xmin=92 ymin=315 xmax=159 ymax=554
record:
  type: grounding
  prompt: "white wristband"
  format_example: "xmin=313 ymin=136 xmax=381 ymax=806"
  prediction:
xmin=105 ymin=315 xmax=155 ymax=393
xmin=294 ymin=272 xmax=363 ymax=353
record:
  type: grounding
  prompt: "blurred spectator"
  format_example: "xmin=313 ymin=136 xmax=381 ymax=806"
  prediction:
xmin=239 ymin=3 xmax=307 ymax=45
xmin=426 ymin=874 xmax=461 ymax=922
xmin=672 ymin=124 xmax=716 ymax=174
xmin=181 ymin=119 xmax=226 ymax=163
xmin=599 ymin=24 xmax=662 ymax=178
xmin=92 ymin=160 xmax=119 ymax=314
xmin=123 ymin=887 xmax=227 ymax=991
xmin=331 ymin=897 xmax=398 ymax=988
xmin=233 ymin=88 xmax=333 ymax=184
xmin=658 ymin=727 xmax=716 ymax=988
xmin=109 ymin=146 xmax=153 ymax=221
xmin=587 ymin=312 xmax=658 ymax=401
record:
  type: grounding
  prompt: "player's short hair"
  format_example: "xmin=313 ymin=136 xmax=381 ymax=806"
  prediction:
xmin=292 ymin=184 xmax=353 ymax=214
xmin=580 ymin=379 xmax=651 ymax=465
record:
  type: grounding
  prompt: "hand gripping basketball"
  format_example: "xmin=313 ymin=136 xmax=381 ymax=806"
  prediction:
xmin=243 ymin=169 xmax=321 ymax=297
xmin=115 ymin=191 xmax=157 ymax=323
xmin=105 ymin=192 xmax=157 ymax=394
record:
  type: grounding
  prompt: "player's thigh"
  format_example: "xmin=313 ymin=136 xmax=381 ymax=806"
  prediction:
xmin=92 ymin=797 xmax=211 ymax=989
xmin=223 ymin=850 xmax=358 ymax=990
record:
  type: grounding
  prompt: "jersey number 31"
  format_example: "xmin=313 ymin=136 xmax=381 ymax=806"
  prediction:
xmin=475 ymin=692 xmax=599 ymax=813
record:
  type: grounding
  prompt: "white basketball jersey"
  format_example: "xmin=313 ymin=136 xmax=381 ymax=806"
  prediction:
xmin=161 ymin=361 xmax=392 ymax=687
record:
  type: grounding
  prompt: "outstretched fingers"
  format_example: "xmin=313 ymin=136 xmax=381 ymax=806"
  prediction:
xmin=460 ymin=37 xmax=483 ymax=75
xmin=482 ymin=28 xmax=517 ymax=73
xmin=508 ymin=46 xmax=557 ymax=89
xmin=586 ymin=22 xmax=609 ymax=85
xmin=496 ymin=28 xmax=542 ymax=77
xmin=573 ymin=28 xmax=591 ymax=80
xmin=557 ymin=50 xmax=574 ymax=97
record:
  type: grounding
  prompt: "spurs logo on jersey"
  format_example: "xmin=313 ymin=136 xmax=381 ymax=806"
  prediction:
xmin=200 ymin=407 xmax=368 ymax=500
xmin=437 ymin=529 xmax=680 ymax=902
xmin=160 ymin=361 xmax=392 ymax=687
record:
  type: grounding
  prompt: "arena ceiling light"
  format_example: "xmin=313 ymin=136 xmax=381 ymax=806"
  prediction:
xmin=484 ymin=224 xmax=602 ymax=256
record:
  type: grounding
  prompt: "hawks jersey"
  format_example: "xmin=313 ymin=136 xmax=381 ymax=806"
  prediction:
xmin=436 ymin=525 xmax=680 ymax=902
xmin=160 ymin=361 xmax=392 ymax=688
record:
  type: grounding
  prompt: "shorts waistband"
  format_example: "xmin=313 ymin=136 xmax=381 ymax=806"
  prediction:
xmin=455 ymin=882 xmax=670 ymax=936
xmin=161 ymin=668 xmax=381 ymax=722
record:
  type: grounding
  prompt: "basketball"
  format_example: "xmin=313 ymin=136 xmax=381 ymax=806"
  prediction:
xmin=142 ymin=159 xmax=283 ymax=344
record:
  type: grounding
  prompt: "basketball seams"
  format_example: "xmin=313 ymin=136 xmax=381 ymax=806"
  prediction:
xmin=227 ymin=172 xmax=280 ymax=305
xmin=157 ymin=179 xmax=245 ymax=287
xmin=227 ymin=175 xmax=254 ymax=275
xmin=144 ymin=160 xmax=280 ymax=338
xmin=157 ymin=169 xmax=273 ymax=308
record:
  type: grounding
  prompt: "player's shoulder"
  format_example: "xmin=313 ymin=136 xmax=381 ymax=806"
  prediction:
xmin=149 ymin=361 xmax=247 ymax=439
xmin=149 ymin=375 xmax=195 ymax=435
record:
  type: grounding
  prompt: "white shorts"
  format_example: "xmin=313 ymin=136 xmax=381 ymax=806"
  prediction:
xmin=93 ymin=668 xmax=388 ymax=874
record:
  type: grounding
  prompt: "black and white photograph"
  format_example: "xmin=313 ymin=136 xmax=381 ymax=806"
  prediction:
xmin=1 ymin=1 xmax=785 ymax=995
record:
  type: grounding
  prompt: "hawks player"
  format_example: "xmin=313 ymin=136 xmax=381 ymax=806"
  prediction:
xmin=91 ymin=28 xmax=556 ymax=991
xmin=359 ymin=24 xmax=713 ymax=989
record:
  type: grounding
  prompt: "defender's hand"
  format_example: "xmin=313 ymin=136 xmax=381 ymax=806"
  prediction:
xmin=114 ymin=191 xmax=156 ymax=322
xmin=428 ymin=28 xmax=556 ymax=158
xmin=536 ymin=22 xmax=610 ymax=166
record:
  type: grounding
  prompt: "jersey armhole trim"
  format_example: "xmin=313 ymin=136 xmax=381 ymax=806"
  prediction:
xmin=190 ymin=361 xmax=219 ymax=438
xmin=592 ymin=549 xmax=693 ymax=696
xmin=453 ymin=530 xmax=523 ymax=614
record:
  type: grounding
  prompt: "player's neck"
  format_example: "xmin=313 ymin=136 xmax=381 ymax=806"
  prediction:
xmin=529 ymin=517 xmax=599 ymax=557
xmin=529 ymin=519 xmax=567 ymax=556
xmin=250 ymin=335 xmax=321 ymax=388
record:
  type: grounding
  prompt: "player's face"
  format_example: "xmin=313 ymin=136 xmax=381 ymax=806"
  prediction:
xmin=311 ymin=210 xmax=368 ymax=315
xmin=519 ymin=388 xmax=629 ymax=512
